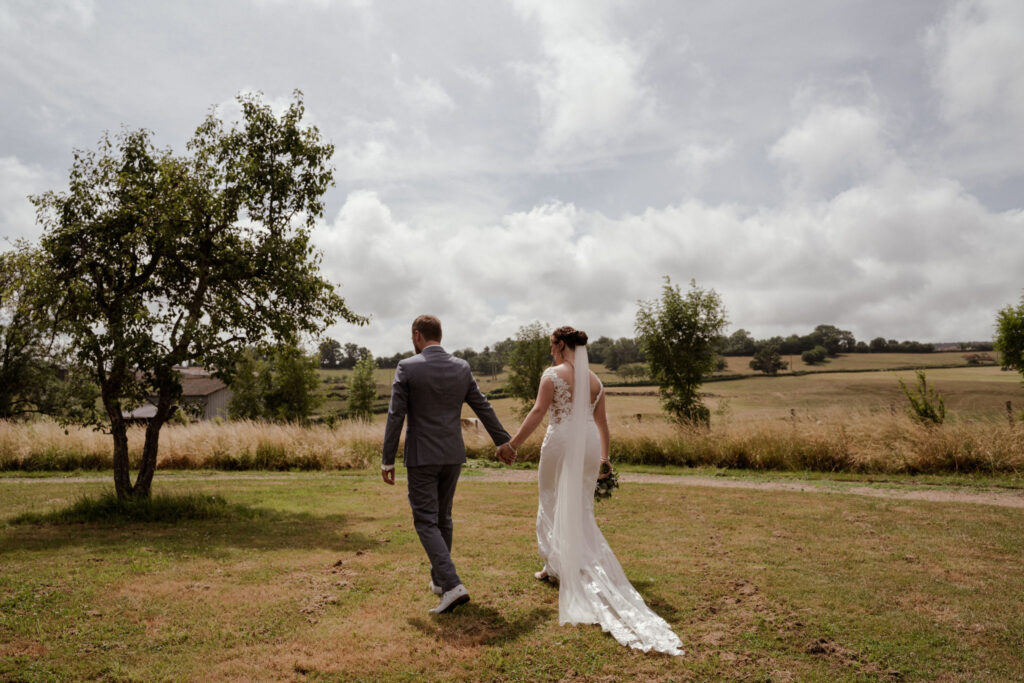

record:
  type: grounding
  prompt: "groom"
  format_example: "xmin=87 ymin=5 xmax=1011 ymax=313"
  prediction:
xmin=381 ymin=314 xmax=515 ymax=614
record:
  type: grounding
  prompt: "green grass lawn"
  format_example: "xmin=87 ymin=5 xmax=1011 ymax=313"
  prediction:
xmin=2 ymin=472 xmax=1022 ymax=681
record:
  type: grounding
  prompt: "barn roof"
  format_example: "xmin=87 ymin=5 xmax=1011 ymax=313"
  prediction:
xmin=180 ymin=376 xmax=228 ymax=397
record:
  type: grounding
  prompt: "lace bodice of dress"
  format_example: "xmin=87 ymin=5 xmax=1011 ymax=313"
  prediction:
xmin=543 ymin=367 xmax=602 ymax=425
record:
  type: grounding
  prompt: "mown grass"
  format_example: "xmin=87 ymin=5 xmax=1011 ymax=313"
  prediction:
xmin=1 ymin=473 xmax=1022 ymax=680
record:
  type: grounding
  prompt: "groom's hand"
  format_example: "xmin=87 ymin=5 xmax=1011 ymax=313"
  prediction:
xmin=496 ymin=443 xmax=515 ymax=465
xmin=381 ymin=468 xmax=395 ymax=485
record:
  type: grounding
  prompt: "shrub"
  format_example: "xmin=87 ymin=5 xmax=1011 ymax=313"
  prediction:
xmin=801 ymin=346 xmax=828 ymax=365
xmin=898 ymin=370 xmax=946 ymax=424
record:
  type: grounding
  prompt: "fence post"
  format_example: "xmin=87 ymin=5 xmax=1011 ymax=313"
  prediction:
xmin=1007 ymin=401 xmax=1014 ymax=427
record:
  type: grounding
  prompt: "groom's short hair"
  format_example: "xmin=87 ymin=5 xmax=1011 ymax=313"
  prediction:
xmin=412 ymin=315 xmax=442 ymax=342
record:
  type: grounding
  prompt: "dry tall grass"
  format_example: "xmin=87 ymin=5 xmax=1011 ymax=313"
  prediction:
xmin=0 ymin=419 xmax=380 ymax=471
xmin=466 ymin=409 xmax=1024 ymax=475
xmin=2 ymin=411 xmax=1021 ymax=475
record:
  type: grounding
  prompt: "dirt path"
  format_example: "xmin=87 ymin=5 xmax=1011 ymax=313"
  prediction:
xmin=462 ymin=469 xmax=1024 ymax=509
xmin=3 ymin=471 xmax=1023 ymax=509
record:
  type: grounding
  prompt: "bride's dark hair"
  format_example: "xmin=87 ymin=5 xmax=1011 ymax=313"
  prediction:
xmin=552 ymin=326 xmax=588 ymax=349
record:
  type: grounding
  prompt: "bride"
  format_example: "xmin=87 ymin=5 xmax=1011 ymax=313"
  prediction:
xmin=504 ymin=326 xmax=684 ymax=656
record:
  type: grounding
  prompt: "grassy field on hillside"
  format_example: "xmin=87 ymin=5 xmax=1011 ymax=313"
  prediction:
xmin=1 ymin=473 xmax=1021 ymax=681
xmin=476 ymin=365 xmax=1024 ymax=425
xmin=315 ymin=352 xmax=999 ymax=418
xmin=718 ymin=350 xmax=993 ymax=375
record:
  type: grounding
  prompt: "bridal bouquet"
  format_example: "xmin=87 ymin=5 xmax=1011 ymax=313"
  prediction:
xmin=594 ymin=462 xmax=619 ymax=502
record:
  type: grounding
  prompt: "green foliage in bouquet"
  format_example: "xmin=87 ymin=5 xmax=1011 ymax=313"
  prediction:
xmin=594 ymin=462 xmax=620 ymax=502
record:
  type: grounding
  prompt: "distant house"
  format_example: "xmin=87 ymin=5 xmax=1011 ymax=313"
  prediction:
xmin=122 ymin=367 xmax=233 ymax=422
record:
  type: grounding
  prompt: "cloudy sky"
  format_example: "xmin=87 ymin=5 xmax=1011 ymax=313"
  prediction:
xmin=2 ymin=0 xmax=1022 ymax=354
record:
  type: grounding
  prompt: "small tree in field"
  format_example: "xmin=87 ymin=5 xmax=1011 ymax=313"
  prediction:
xmin=898 ymin=370 xmax=946 ymax=424
xmin=801 ymin=345 xmax=828 ymax=365
xmin=635 ymin=277 xmax=728 ymax=425
xmin=347 ymin=355 xmax=377 ymax=420
xmin=30 ymin=91 xmax=365 ymax=500
xmin=750 ymin=344 xmax=788 ymax=375
xmin=995 ymin=295 xmax=1024 ymax=378
xmin=506 ymin=321 xmax=550 ymax=416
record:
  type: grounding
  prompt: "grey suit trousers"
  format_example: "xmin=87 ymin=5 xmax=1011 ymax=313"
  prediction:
xmin=407 ymin=464 xmax=462 ymax=591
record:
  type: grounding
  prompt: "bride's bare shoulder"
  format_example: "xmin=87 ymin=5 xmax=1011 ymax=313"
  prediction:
xmin=550 ymin=363 xmax=573 ymax=382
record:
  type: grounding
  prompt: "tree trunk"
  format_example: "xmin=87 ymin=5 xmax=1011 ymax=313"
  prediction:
xmin=132 ymin=387 xmax=176 ymax=498
xmin=108 ymin=410 xmax=132 ymax=500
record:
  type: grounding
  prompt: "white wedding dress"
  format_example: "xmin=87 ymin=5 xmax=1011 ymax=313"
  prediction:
xmin=536 ymin=346 xmax=684 ymax=656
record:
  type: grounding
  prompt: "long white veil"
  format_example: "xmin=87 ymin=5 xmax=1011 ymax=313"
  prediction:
xmin=546 ymin=343 xmax=684 ymax=656
xmin=548 ymin=343 xmax=592 ymax=619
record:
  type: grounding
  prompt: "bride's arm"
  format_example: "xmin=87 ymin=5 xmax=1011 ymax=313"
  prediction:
xmin=593 ymin=393 xmax=611 ymax=467
xmin=508 ymin=376 xmax=554 ymax=452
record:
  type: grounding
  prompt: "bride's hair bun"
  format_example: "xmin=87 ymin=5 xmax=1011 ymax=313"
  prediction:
xmin=552 ymin=326 xmax=588 ymax=349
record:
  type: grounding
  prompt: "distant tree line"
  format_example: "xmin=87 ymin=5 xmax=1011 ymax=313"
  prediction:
xmin=719 ymin=324 xmax=942 ymax=357
xmin=318 ymin=320 xmax=990 ymax=379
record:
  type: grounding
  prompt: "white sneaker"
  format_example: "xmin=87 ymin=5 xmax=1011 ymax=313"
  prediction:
xmin=430 ymin=580 xmax=443 ymax=596
xmin=428 ymin=584 xmax=470 ymax=614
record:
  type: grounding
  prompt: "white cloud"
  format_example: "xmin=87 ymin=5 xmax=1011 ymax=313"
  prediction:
xmin=0 ymin=157 xmax=47 ymax=250
xmin=314 ymin=165 xmax=1022 ymax=354
xmin=510 ymin=0 xmax=657 ymax=157
xmin=770 ymin=104 xmax=889 ymax=198
xmin=926 ymin=0 xmax=1024 ymax=124
xmin=0 ymin=0 xmax=94 ymax=33
xmin=454 ymin=65 xmax=494 ymax=91
xmin=674 ymin=139 xmax=735 ymax=179
xmin=403 ymin=76 xmax=456 ymax=114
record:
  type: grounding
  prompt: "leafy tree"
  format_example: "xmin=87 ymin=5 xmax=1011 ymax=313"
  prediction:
xmin=615 ymin=363 xmax=649 ymax=383
xmin=506 ymin=321 xmax=550 ymax=416
xmin=995 ymin=295 xmax=1024 ymax=377
xmin=30 ymin=91 xmax=365 ymax=500
xmin=318 ymin=339 xmax=342 ymax=369
xmin=809 ymin=324 xmax=855 ymax=356
xmin=227 ymin=342 xmax=322 ymax=421
xmin=587 ymin=335 xmax=613 ymax=364
xmin=466 ymin=346 xmax=503 ymax=377
xmin=605 ymin=337 xmax=645 ymax=371
xmin=339 ymin=342 xmax=371 ymax=369
xmin=227 ymin=348 xmax=272 ymax=420
xmin=720 ymin=328 xmax=756 ymax=356
xmin=376 ymin=350 xmax=413 ymax=369
xmin=0 ymin=245 xmax=63 ymax=418
xmin=750 ymin=344 xmax=788 ymax=375
xmin=869 ymin=337 xmax=888 ymax=352
xmin=265 ymin=343 xmax=322 ymax=422
xmin=347 ymin=355 xmax=377 ymax=420
xmin=778 ymin=334 xmax=804 ymax=356
xmin=492 ymin=338 xmax=516 ymax=366
xmin=635 ymin=277 xmax=728 ymax=425
xmin=801 ymin=345 xmax=828 ymax=365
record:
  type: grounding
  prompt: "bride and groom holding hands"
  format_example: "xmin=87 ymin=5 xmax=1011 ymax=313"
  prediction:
xmin=381 ymin=315 xmax=683 ymax=656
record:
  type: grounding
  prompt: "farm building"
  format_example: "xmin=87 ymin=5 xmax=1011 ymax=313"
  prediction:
xmin=123 ymin=367 xmax=232 ymax=422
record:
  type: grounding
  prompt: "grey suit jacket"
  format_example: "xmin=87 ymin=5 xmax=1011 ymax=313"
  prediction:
xmin=381 ymin=345 xmax=510 ymax=467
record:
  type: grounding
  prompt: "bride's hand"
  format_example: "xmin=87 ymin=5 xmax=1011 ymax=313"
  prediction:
xmin=598 ymin=461 xmax=611 ymax=478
